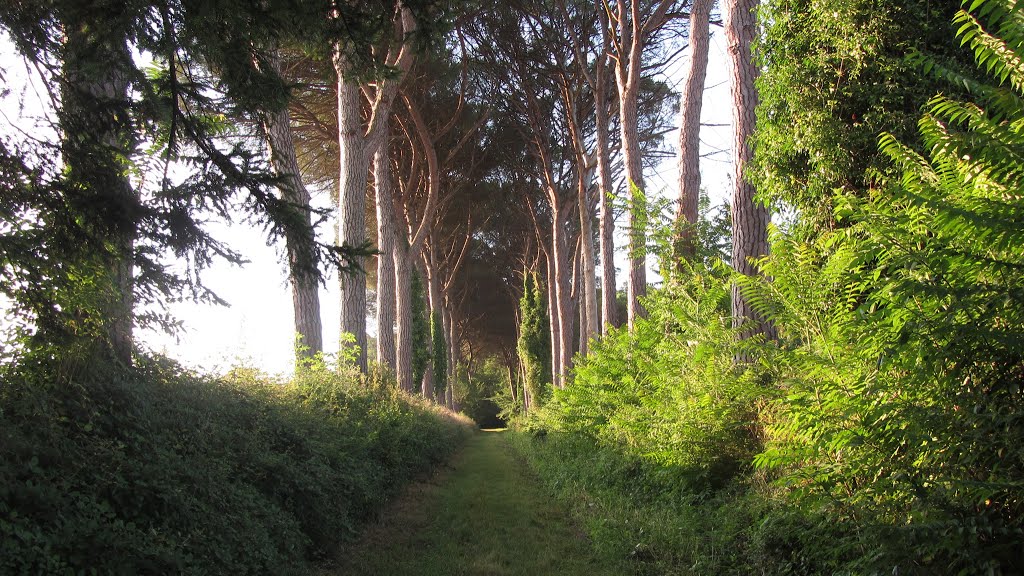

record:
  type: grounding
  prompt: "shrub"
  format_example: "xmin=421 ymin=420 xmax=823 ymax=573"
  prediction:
xmin=0 ymin=353 xmax=472 ymax=574
xmin=746 ymin=2 xmax=1024 ymax=571
xmin=534 ymin=262 xmax=766 ymax=491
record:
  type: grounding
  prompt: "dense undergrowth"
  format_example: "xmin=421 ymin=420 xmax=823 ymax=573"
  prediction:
xmin=512 ymin=3 xmax=1024 ymax=574
xmin=0 ymin=354 xmax=473 ymax=575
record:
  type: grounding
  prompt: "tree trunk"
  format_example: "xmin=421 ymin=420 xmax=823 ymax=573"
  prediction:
xmin=563 ymin=76 xmax=599 ymax=353
xmin=422 ymin=246 xmax=442 ymax=400
xmin=394 ymin=92 xmax=442 ymax=394
xmin=615 ymin=24 xmax=648 ymax=330
xmin=374 ymin=143 xmax=398 ymax=371
xmin=595 ymin=55 xmax=617 ymax=334
xmin=725 ymin=0 xmax=774 ymax=343
xmin=675 ymin=0 xmax=713 ymax=264
xmin=545 ymin=250 xmax=561 ymax=387
xmin=334 ymin=53 xmax=372 ymax=373
xmin=443 ymin=301 xmax=456 ymax=405
xmin=263 ymin=50 xmax=323 ymax=365
xmin=506 ymin=360 xmax=517 ymax=407
xmin=578 ymin=164 xmax=598 ymax=352
xmin=62 ymin=19 xmax=136 ymax=365
xmin=331 ymin=5 xmax=416 ymax=374
xmin=394 ymin=247 xmax=415 ymax=391
xmin=549 ymin=203 xmax=574 ymax=388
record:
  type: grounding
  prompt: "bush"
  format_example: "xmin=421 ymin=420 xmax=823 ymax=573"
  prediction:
xmin=745 ymin=3 xmax=1024 ymax=571
xmin=534 ymin=263 xmax=766 ymax=490
xmin=515 ymin=4 xmax=1024 ymax=575
xmin=0 ymin=353 xmax=473 ymax=574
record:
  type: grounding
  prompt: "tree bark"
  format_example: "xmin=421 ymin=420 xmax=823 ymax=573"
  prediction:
xmin=573 ymin=238 xmax=586 ymax=356
xmin=443 ymin=300 xmax=456 ymax=406
xmin=578 ymin=181 xmax=598 ymax=352
xmin=374 ymin=143 xmax=398 ymax=371
xmin=332 ymin=4 xmax=416 ymax=374
xmin=334 ymin=67 xmax=372 ymax=372
xmin=549 ymin=205 xmax=574 ymax=388
xmin=595 ymin=47 xmax=618 ymax=333
xmin=394 ymin=247 xmax=416 ymax=391
xmin=263 ymin=50 xmax=324 ymax=364
xmin=421 ymin=243 xmax=442 ymax=400
xmin=675 ymin=0 xmax=713 ymax=264
xmin=544 ymin=249 xmax=561 ymax=387
xmin=617 ymin=51 xmax=648 ymax=330
xmin=724 ymin=0 xmax=774 ymax=342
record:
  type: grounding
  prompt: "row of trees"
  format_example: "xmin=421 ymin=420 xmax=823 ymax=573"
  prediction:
xmin=0 ymin=1 xmax=494 ymax=409
xmin=0 ymin=0 xmax=773 ymax=412
xmin=0 ymin=1 xmax=460 ymax=378
xmin=505 ymin=0 xmax=772 ymax=406
xmin=520 ymin=0 xmax=1024 ymax=571
xmin=272 ymin=0 xmax=763 ymax=406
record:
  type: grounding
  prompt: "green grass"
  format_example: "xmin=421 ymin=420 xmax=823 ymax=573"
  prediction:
xmin=505 ymin=429 xmax=770 ymax=576
xmin=333 ymin=429 xmax=628 ymax=576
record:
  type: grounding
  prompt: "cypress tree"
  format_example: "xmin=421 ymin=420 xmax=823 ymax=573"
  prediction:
xmin=516 ymin=272 xmax=551 ymax=409
xmin=411 ymin=271 xmax=431 ymax=389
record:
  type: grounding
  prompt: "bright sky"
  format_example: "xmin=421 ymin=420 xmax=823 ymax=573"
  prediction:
xmin=0 ymin=28 xmax=734 ymax=377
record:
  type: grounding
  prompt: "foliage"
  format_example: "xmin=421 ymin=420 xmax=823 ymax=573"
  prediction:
xmin=533 ymin=263 xmax=765 ymax=488
xmin=740 ymin=2 xmax=1024 ymax=572
xmin=453 ymin=359 xmax=508 ymax=429
xmin=752 ymin=0 xmax=972 ymax=231
xmin=0 ymin=1 xmax=385 ymax=364
xmin=0 ymin=353 xmax=472 ymax=575
xmin=514 ymin=4 xmax=1024 ymax=571
xmin=657 ymin=191 xmax=733 ymax=279
xmin=411 ymin=271 xmax=431 ymax=388
xmin=515 ymin=271 xmax=551 ymax=408
xmin=492 ymin=382 xmax=525 ymax=426
xmin=523 ymin=184 xmax=757 ymax=482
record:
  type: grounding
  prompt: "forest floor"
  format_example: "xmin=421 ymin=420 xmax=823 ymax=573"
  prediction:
xmin=327 ymin=429 xmax=626 ymax=576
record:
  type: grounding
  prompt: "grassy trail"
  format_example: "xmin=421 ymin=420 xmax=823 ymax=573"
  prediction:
xmin=330 ymin=429 xmax=625 ymax=576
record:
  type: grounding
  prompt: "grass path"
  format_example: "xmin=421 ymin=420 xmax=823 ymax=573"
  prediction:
xmin=330 ymin=429 xmax=625 ymax=576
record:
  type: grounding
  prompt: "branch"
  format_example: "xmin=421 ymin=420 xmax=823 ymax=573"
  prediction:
xmin=402 ymin=90 xmax=439 ymax=254
xmin=442 ymin=107 xmax=491 ymax=166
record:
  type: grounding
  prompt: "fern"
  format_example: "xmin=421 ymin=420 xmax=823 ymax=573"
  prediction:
xmin=750 ymin=2 xmax=1024 ymax=572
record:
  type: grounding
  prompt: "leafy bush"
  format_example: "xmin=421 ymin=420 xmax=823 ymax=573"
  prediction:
xmin=752 ymin=0 xmax=971 ymax=230
xmin=745 ymin=2 xmax=1024 ymax=572
xmin=0 ymin=353 xmax=473 ymax=575
xmin=533 ymin=263 xmax=766 ymax=490
xmin=515 ymin=5 xmax=1024 ymax=574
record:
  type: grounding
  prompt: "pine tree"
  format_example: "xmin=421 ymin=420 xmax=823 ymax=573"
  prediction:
xmin=431 ymin=310 xmax=447 ymax=400
xmin=0 ymin=0 xmax=403 ymax=371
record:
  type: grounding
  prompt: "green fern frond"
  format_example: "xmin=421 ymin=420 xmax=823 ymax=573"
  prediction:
xmin=956 ymin=4 xmax=1024 ymax=92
